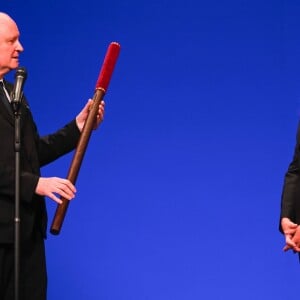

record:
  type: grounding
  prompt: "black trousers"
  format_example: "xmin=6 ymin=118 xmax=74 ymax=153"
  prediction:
xmin=0 ymin=234 xmax=47 ymax=300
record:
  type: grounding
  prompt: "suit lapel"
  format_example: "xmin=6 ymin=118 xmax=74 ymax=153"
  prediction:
xmin=2 ymin=80 xmax=29 ymax=127
xmin=0 ymin=97 xmax=14 ymax=125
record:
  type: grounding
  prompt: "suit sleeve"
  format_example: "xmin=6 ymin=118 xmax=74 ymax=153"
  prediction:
xmin=0 ymin=84 xmax=81 ymax=205
xmin=0 ymin=120 xmax=80 ymax=204
xmin=19 ymin=120 xmax=80 ymax=204
xmin=280 ymin=122 xmax=300 ymax=232
xmin=37 ymin=119 xmax=81 ymax=167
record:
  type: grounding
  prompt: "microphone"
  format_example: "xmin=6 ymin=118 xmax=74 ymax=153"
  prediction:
xmin=11 ymin=67 xmax=27 ymax=112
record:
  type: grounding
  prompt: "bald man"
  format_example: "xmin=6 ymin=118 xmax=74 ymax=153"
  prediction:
xmin=0 ymin=12 xmax=105 ymax=299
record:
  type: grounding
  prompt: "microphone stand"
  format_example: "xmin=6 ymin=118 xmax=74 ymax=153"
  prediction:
xmin=12 ymin=100 xmax=22 ymax=300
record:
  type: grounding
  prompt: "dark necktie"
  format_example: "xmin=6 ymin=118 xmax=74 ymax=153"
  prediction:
xmin=0 ymin=81 xmax=13 ymax=114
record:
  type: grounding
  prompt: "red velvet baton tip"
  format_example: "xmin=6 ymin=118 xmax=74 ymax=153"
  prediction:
xmin=95 ymin=42 xmax=121 ymax=92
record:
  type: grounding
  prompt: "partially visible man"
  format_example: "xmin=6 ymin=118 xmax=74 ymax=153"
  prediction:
xmin=280 ymin=123 xmax=300 ymax=253
xmin=0 ymin=12 xmax=105 ymax=299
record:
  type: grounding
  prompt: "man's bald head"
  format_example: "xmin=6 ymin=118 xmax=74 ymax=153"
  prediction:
xmin=0 ymin=12 xmax=23 ymax=78
xmin=0 ymin=12 xmax=14 ymax=22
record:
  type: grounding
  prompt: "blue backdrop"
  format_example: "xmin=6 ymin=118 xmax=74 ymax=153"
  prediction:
xmin=1 ymin=0 xmax=299 ymax=299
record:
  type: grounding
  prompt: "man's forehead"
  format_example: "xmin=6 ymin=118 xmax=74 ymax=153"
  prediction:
xmin=0 ymin=12 xmax=13 ymax=24
xmin=0 ymin=13 xmax=18 ymax=29
xmin=0 ymin=14 xmax=19 ymax=38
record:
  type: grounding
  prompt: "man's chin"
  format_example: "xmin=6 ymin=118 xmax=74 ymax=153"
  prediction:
xmin=9 ymin=65 xmax=19 ymax=71
xmin=11 ymin=60 xmax=20 ymax=68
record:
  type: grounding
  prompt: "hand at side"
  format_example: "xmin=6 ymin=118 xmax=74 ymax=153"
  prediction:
xmin=281 ymin=217 xmax=300 ymax=252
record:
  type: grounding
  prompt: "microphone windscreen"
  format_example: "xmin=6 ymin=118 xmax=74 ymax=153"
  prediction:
xmin=15 ymin=67 xmax=27 ymax=80
xmin=95 ymin=42 xmax=120 ymax=92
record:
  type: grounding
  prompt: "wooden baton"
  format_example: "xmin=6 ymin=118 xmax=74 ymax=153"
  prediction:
xmin=50 ymin=42 xmax=121 ymax=235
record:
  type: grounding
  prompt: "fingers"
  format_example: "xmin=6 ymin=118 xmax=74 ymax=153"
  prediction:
xmin=49 ymin=178 xmax=76 ymax=203
xmin=36 ymin=177 xmax=77 ymax=205
xmin=282 ymin=219 xmax=299 ymax=252
xmin=284 ymin=244 xmax=300 ymax=253
xmin=94 ymin=100 xmax=105 ymax=129
xmin=284 ymin=228 xmax=298 ymax=236
xmin=54 ymin=178 xmax=75 ymax=199
xmin=76 ymin=99 xmax=105 ymax=132
xmin=283 ymin=235 xmax=297 ymax=252
xmin=85 ymin=99 xmax=93 ymax=111
xmin=281 ymin=218 xmax=298 ymax=231
xmin=98 ymin=100 xmax=105 ymax=117
xmin=48 ymin=193 xmax=64 ymax=205
xmin=57 ymin=178 xmax=76 ymax=195
xmin=283 ymin=228 xmax=300 ymax=252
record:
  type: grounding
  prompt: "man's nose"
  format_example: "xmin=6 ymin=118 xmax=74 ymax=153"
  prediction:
xmin=16 ymin=40 xmax=24 ymax=52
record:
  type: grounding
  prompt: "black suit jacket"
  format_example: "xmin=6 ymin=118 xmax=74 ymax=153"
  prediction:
xmin=0 ymin=80 xmax=80 ymax=243
xmin=280 ymin=122 xmax=300 ymax=232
